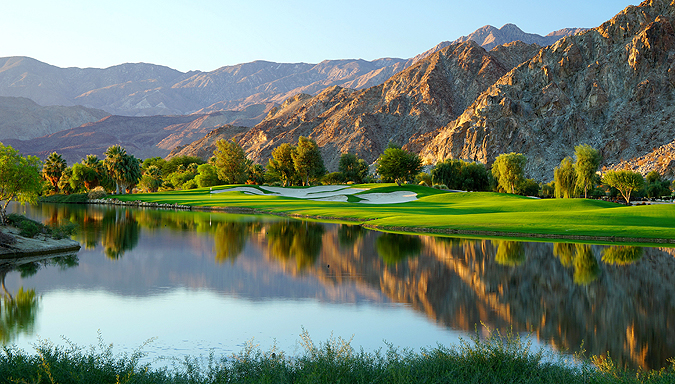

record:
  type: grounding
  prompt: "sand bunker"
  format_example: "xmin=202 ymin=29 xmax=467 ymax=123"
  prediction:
xmin=211 ymin=185 xmax=418 ymax=204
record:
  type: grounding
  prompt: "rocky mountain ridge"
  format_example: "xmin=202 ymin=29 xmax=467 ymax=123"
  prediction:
xmin=174 ymin=41 xmax=542 ymax=170
xmin=415 ymin=0 xmax=675 ymax=181
xmin=0 ymin=24 xmax=582 ymax=120
xmin=411 ymin=24 xmax=587 ymax=64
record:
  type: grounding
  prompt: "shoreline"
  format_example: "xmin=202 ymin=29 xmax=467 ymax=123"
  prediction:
xmin=0 ymin=225 xmax=81 ymax=259
xmin=86 ymin=198 xmax=675 ymax=245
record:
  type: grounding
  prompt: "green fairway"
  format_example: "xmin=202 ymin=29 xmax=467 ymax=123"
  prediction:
xmin=107 ymin=184 xmax=675 ymax=243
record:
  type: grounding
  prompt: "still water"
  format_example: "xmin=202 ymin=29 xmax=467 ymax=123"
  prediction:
xmin=4 ymin=202 xmax=675 ymax=369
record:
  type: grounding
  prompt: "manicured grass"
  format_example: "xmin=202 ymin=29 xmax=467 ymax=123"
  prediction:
xmin=2 ymin=328 xmax=673 ymax=383
xmin=107 ymin=185 xmax=675 ymax=242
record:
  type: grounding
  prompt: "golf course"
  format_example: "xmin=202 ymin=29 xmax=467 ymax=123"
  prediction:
xmin=105 ymin=184 xmax=675 ymax=244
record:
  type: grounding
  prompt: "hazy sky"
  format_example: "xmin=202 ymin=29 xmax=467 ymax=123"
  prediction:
xmin=1 ymin=0 xmax=633 ymax=72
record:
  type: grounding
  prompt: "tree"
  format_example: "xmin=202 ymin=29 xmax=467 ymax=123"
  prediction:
xmin=103 ymin=145 xmax=142 ymax=194
xmin=376 ymin=143 xmax=422 ymax=186
xmin=138 ymin=165 xmax=163 ymax=192
xmin=42 ymin=152 xmax=67 ymax=193
xmin=71 ymin=154 xmax=107 ymax=191
xmin=491 ymin=152 xmax=527 ymax=194
xmin=0 ymin=143 xmax=43 ymax=225
xmin=194 ymin=163 xmax=220 ymax=188
xmin=292 ymin=136 xmax=326 ymax=186
xmin=431 ymin=159 xmax=489 ymax=191
xmin=602 ymin=170 xmax=644 ymax=204
xmin=338 ymin=153 xmax=368 ymax=184
xmin=574 ymin=144 xmax=601 ymax=198
xmin=213 ymin=139 xmax=249 ymax=184
xmin=266 ymin=143 xmax=297 ymax=187
xmin=554 ymin=157 xmax=577 ymax=198
xmin=644 ymin=170 xmax=671 ymax=198
xmin=160 ymin=156 xmax=203 ymax=177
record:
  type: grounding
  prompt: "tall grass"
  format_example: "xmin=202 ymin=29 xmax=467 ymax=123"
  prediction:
xmin=1 ymin=327 xmax=673 ymax=383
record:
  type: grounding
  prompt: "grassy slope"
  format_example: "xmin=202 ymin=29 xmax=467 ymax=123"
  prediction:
xmin=109 ymin=185 xmax=675 ymax=241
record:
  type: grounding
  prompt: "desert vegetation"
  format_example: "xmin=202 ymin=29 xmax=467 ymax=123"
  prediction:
xmin=0 ymin=328 xmax=673 ymax=384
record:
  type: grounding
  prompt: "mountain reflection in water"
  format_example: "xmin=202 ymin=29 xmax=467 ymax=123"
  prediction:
xmin=7 ymin=202 xmax=675 ymax=370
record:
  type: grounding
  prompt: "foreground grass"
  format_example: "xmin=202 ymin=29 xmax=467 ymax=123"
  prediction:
xmin=2 ymin=329 xmax=674 ymax=384
xmin=106 ymin=185 xmax=675 ymax=242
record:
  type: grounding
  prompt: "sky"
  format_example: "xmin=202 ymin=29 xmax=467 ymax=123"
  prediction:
xmin=0 ymin=0 xmax=634 ymax=73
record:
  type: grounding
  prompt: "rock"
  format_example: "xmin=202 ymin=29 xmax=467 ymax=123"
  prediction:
xmin=0 ymin=225 xmax=80 ymax=258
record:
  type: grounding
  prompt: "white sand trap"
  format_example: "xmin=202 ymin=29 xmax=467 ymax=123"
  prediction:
xmin=211 ymin=187 xmax=266 ymax=195
xmin=210 ymin=185 xmax=418 ymax=204
xmin=358 ymin=191 xmax=418 ymax=204
xmin=259 ymin=185 xmax=366 ymax=198
xmin=309 ymin=195 xmax=349 ymax=202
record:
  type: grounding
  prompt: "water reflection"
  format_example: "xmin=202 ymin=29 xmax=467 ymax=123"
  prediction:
xmin=376 ymin=233 xmax=422 ymax=265
xmin=0 ymin=254 xmax=78 ymax=343
xmin=8 ymin=203 xmax=675 ymax=370
xmin=267 ymin=221 xmax=325 ymax=271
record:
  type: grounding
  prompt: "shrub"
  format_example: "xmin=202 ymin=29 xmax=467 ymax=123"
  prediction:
xmin=49 ymin=222 xmax=78 ymax=240
xmin=88 ymin=186 xmax=107 ymax=200
xmin=21 ymin=221 xmax=42 ymax=237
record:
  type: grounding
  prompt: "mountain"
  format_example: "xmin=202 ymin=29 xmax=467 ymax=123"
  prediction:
xmin=0 ymin=96 xmax=109 ymax=140
xmin=0 ymin=56 xmax=411 ymax=117
xmin=0 ymin=24 xmax=581 ymax=119
xmin=4 ymin=112 xmax=237 ymax=164
xmin=412 ymin=24 xmax=587 ymax=64
xmin=415 ymin=0 xmax=675 ymax=181
xmin=175 ymin=41 xmax=541 ymax=170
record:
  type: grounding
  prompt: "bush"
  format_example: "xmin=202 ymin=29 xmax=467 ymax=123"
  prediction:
xmin=87 ymin=186 xmax=107 ymax=200
xmin=49 ymin=222 xmax=78 ymax=240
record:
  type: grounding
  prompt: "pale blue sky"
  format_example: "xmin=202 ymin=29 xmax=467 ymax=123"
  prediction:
xmin=1 ymin=0 xmax=633 ymax=72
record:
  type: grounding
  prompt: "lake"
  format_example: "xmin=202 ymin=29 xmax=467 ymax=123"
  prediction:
xmin=4 ymin=202 xmax=675 ymax=370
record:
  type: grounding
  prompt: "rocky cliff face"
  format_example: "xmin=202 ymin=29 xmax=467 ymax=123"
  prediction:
xmin=234 ymin=41 xmax=541 ymax=170
xmin=417 ymin=0 xmax=675 ymax=181
xmin=412 ymin=25 xmax=586 ymax=64
xmin=0 ymin=96 xmax=109 ymax=140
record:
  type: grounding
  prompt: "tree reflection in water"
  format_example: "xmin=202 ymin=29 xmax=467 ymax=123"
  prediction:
xmin=376 ymin=233 xmax=422 ymax=265
xmin=102 ymin=210 xmax=139 ymax=259
xmin=494 ymin=240 xmax=525 ymax=266
xmin=213 ymin=221 xmax=254 ymax=263
xmin=267 ymin=221 xmax=325 ymax=270
xmin=553 ymin=243 xmax=600 ymax=285
xmin=337 ymin=224 xmax=364 ymax=248
xmin=602 ymin=246 xmax=644 ymax=265
xmin=0 ymin=254 xmax=78 ymax=343
xmin=573 ymin=244 xmax=600 ymax=285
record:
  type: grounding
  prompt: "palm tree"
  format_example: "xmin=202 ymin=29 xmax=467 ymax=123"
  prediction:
xmin=103 ymin=145 xmax=141 ymax=194
xmin=42 ymin=152 xmax=67 ymax=193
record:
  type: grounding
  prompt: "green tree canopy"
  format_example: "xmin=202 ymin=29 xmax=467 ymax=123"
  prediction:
xmin=0 ymin=143 xmax=43 ymax=225
xmin=644 ymin=170 xmax=671 ymax=198
xmin=432 ymin=159 xmax=489 ymax=191
xmin=42 ymin=152 xmax=67 ymax=193
xmin=138 ymin=165 xmax=163 ymax=192
xmin=103 ymin=145 xmax=142 ymax=194
xmin=194 ymin=163 xmax=220 ymax=188
xmin=266 ymin=143 xmax=297 ymax=187
xmin=491 ymin=152 xmax=527 ymax=194
xmin=602 ymin=170 xmax=644 ymax=204
xmin=554 ymin=157 xmax=577 ymax=198
xmin=213 ymin=139 xmax=249 ymax=185
xmin=292 ymin=136 xmax=326 ymax=186
xmin=574 ymin=144 xmax=601 ymax=198
xmin=376 ymin=143 xmax=422 ymax=186
xmin=338 ymin=153 xmax=368 ymax=184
